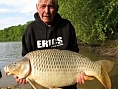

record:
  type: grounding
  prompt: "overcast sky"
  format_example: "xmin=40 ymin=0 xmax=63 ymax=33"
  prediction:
xmin=0 ymin=0 xmax=38 ymax=29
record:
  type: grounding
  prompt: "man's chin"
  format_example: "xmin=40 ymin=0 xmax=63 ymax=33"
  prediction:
xmin=43 ymin=20 xmax=52 ymax=25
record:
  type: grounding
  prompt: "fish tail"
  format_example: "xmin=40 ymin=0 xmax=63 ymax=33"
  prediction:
xmin=95 ymin=67 xmax=111 ymax=89
xmin=95 ymin=60 xmax=114 ymax=73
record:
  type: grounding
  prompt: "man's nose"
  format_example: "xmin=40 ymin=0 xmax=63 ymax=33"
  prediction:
xmin=45 ymin=6 xmax=49 ymax=13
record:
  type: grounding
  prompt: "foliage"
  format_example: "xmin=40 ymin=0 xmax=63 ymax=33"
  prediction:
xmin=0 ymin=21 xmax=31 ymax=41
xmin=0 ymin=0 xmax=118 ymax=45
xmin=59 ymin=0 xmax=118 ymax=45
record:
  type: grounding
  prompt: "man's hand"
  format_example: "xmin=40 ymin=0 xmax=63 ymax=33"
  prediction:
xmin=14 ymin=75 xmax=28 ymax=84
xmin=76 ymin=72 xmax=86 ymax=84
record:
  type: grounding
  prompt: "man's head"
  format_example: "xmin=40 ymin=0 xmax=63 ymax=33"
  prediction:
xmin=36 ymin=0 xmax=59 ymax=25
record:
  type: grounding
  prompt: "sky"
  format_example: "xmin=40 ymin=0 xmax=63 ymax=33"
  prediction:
xmin=0 ymin=0 xmax=38 ymax=29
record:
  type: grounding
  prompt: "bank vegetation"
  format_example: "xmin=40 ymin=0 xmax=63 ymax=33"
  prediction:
xmin=0 ymin=0 xmax=118 ymax=47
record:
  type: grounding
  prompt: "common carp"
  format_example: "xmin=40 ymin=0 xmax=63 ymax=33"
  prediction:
xmin=4 ymin=49 xmax=114 ymax=89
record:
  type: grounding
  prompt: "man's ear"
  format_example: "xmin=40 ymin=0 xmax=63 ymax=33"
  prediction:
xmin=36 ymin=4 xmax=38 ymax=10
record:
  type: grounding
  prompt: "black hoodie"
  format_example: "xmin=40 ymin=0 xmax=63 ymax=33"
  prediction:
xmin=22 ymin=12 xmax=79 ymax=56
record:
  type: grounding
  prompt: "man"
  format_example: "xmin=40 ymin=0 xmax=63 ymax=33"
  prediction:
xmin=15 ymin=0 xmax=85 ymax=89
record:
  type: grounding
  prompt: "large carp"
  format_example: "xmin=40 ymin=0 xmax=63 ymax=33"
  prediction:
xmin=4 ymin=49 xmax=114 ymax=89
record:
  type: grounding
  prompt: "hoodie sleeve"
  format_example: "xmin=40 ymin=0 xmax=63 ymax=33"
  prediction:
xmin=21 ymin=25 xmax=33 ymax=56
xmin=69 ymin=23 xmax=79 ymax=53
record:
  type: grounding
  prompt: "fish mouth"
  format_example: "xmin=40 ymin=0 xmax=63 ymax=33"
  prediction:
xmin=4 ymin=69 xmax=11 ymax=75
xmin=4 ymin=66 xmax=11 ymax=75
xmin=5 ymin=72 xmax=11 ymax=75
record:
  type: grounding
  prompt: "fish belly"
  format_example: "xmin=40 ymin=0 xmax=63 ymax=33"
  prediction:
xmin=34 ymin=71 xmax=77 ymax=88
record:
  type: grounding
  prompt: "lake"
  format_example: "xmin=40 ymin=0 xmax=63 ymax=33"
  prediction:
xmin=0 ymin=42 xmax=118 ymax=89
xmin=0 ymin=42 xmax=30 ymax=88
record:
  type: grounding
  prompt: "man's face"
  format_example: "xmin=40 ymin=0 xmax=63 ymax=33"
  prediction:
xmin=36 ymin=0 xmax=57 ymax=25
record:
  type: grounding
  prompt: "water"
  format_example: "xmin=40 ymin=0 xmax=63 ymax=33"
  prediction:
xmin=79 ymin=47 xmax=118 ymax=89
xmin=0 ymin=42 xmax=117 ymax=89
xmin=0 ymin=42 xmax=30 ymax=88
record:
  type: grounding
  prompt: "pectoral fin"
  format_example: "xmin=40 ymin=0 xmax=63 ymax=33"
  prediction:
xmin=27 ymin=78 xmax=42 ymax=89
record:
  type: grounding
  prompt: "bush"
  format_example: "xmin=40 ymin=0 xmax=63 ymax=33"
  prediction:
xmin=59 ymin=0 xmax=118 ymax=45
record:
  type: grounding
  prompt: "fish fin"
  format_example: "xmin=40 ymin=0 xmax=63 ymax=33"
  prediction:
xmin=84 ymin=76 xmax=94 ymax=80
xmin=95 ymin=67 xmax=111 ymax=89
xmin=27 ymin=78 xmax=42 ymax=89
xmin=18 ymin=57 xmax=31 ymax=78
xmin=95 ymin=60 xmax=114 ymax=72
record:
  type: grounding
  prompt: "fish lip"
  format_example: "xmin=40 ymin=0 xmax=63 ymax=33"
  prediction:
xmin=5 ymin=72 xmax=11 ymax=75
xmin=4 ymin=66 xmax=11 ymax=75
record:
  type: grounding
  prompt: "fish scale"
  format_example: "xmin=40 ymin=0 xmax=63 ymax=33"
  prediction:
xmin=4 ymin=49 xmax=113 ymax=89
xmin=25 ymin=49 xmax=101 ymax=82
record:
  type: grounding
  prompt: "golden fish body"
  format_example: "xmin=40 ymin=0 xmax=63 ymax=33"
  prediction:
xmin=4 ymin=49 xmax=113 ymax=89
